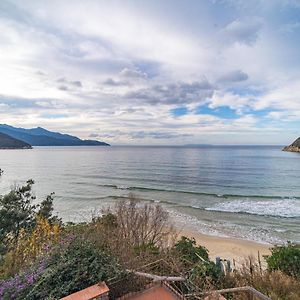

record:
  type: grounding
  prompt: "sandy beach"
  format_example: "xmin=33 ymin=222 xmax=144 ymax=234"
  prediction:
xmin=179 ymin=228 xmax=272 ymax=267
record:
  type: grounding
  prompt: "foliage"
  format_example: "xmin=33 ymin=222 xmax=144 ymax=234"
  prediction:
xmin=0 ymin=180 xmax=59 ymax=255
xmin=188 ymin=262 xmax=223 ymax=290
xmin=17 ymin=238 xmax=125 ymax=300
xmin=37 ymin=193 xmax=56 ymax=221
xmin=110 ymin=195 xmax=175 ymax=248
xmin=0 ymin=261 xmax=46 ymax=300
xmin=0 ymin=217 xmax=60 ymax=278
xmin=174 ymin=236 xmax=209 ymax=264
xmin=173 ymin=236 xmax=222 ymax=291
xmin=84 ymin=196 xmax=177 ymax=268
xmin=1 ymin=237 xmax=125 ymax=300
xmin=266 ymin=243 xmax=300 ymax=278
xmin=0 ymin=180 xmax=36 ymax=242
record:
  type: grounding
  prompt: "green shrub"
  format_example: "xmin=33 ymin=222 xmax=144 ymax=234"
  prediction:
xmin=174 ymin=236 xmax=209 ymax=264
xmin=173 ymin=236 xmax=222 ymax=292
xmin=266 ymin=242 xmax=300 ymax=278
xmin=18 ymin=238 xmax=125 ymax=299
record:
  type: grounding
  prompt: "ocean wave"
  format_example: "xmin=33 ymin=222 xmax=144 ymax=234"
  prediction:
xmin=205 ymin=199 xmax=300 ymax=218
xmin=99 ymin=183 xmax=300 ymax=201
xmin=104 ymin=193 xmax=300 ymax=219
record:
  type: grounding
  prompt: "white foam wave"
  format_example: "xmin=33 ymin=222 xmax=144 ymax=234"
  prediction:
xmin=205 ymin=198 xmax=300 ymax=218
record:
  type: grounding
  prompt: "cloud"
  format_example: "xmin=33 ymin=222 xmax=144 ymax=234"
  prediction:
xmin=103 ymin=78 xmax=127 ymax=86
xmin=70 ymin=80 xmax=82 ymax=87
xmin=57 ymin=78 xmax=82 ymax=89
xmin=58 ymin=85 xmax=68 ymax=91
xmin=0 ymin=103 xmax=10 ymax=110
xmin=221 ymin=18 xmax=263 ymax=45
xmin=218 ymin=70 xmax=249 ymax=83
xmin=208 ymin=91 xmax=252 ymax=114
xmin=119 ymin=68 xmax=147 ymax=79
xmin=125 ymin=80 xmax=214 ymax=105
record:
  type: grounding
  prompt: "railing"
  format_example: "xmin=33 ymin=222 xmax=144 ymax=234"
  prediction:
xmin=163 ymin=281 xmax=186 ymax=299
xmin=185 ymin=286 xmax=272 ymax=300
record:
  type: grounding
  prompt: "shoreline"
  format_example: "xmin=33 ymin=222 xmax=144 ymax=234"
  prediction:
xmin=178 ymin=227 xmax=272 ymax=266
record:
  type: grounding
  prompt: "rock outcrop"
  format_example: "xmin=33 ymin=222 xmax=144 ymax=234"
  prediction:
xmin=282 ymin=137 xmax=300 ymax=153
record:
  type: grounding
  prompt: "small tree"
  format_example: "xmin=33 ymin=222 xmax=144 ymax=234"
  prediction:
xmin=0 ymin=180 xmax=58 ymax=254
xmin=113 ymin=195 xmax=174 ymax=247
xmin=86 ymin=195 xmax=177 ymax=267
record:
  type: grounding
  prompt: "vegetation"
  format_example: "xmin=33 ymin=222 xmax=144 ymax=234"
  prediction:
xmin=0 ymin=181 xmax=299 ymax=299
xmin=174 ymin=236 xmax=209 ymax=263
xmin=0 ymin=180 xmax=59 ymax=256
xmin=266 ymin=242 xmax=300 ymax=278
xmin=221 ymin=258 xmax=300 ymax=300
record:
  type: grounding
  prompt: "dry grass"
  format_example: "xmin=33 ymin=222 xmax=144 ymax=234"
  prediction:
xmin=220 ymin=257 xmax=300 ymax=299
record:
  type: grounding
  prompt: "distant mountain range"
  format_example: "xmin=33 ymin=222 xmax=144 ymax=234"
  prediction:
xmin=0 ymin=132 xmax=32 ymax=149
xmin=0 ymin=124 xmax=110 ymax=147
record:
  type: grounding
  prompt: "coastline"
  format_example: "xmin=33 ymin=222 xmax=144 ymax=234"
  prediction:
xmin=178 ymin=227 xmax=271 ymax=266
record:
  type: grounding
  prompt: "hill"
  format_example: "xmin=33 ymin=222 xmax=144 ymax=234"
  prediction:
xmin=0 ymin=124 xmax=110 ymax=146
xmin=0 ymin=132 xmax=32 ymax=149
xmin=282 ymin=137 xmax=300 ymax=153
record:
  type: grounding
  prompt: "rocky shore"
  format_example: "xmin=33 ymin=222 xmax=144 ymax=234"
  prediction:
xmin=283 ymin=137 xmax=300 ymax=152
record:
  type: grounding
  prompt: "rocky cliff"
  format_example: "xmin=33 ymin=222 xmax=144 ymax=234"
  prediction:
xmin=282 ymin=137 xmax=300 ymax=152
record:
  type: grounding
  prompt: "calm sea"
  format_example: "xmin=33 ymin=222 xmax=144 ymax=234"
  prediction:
xmin=0 ymin=146 xmax=299 ymax=244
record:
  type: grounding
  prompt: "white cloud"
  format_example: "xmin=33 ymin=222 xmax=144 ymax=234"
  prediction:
xmin=119 ymin=68 xmax=147 ymax=79
xmin=221 ymin=18 xmax=263 ymax=46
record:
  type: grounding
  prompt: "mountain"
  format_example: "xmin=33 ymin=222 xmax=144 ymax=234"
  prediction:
xmin=282 ymin=137 xmax=300 ymax=153
xmin=0 ymin=124 xmax=110 ymax=146
xmin=0 ymin=132 xmax=32 ymax=149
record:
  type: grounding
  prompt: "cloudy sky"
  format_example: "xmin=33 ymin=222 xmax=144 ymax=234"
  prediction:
xmin=1 ymin=0 xmax=300 ymax=145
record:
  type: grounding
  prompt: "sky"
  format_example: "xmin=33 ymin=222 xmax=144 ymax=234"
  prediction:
xmin=0 ymin=0 xmax=300 ymax=145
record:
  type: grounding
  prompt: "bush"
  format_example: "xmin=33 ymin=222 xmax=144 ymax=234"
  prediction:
xmin=266 ymin=243 xmax=300 ymax=278
xmin=173 ymin=236 xmax=222 ymax=292
xmin=84 ymin=197 xmax=177 ymax=267
xmin=0 ymin=261 xmax=46 ymax=300
xmin=1 ymin=236 xmax=125 ymax=299
xmin=188 ymin=262 xmax=223 ymax=291
xmin=0 ymin=217 xmax=60 ymax=278
xmin=174 ymin=236 xmax=209 ymax=264
xmin=17 ymin=238 xmax=126 ymax=299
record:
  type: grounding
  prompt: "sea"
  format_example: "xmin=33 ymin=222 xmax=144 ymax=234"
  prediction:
xmin=0 ymin=145 xmax=299 ymax=244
